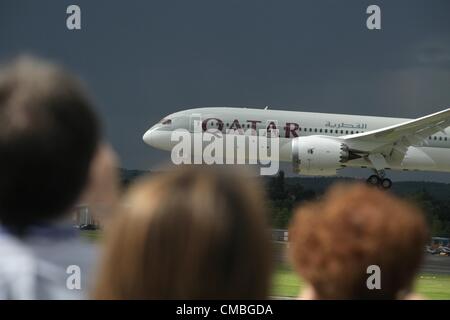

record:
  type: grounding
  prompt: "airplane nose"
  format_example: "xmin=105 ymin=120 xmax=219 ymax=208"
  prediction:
xmin=142 ymin=127 xmax=169 ymax=150
xmin=143 ymin=129 xmax=153 ymax=145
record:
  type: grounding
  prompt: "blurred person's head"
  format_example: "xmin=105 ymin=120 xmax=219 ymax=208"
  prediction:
xmin=0 ymin=56 xmax=119 ymax=234
xmin=94 ymin=165 xmax=271 ymax=299
xmin=289 ymin=183 xmax=428 ymax=300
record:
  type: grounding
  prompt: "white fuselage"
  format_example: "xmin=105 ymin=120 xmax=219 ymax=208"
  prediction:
xmin=143 ymin=107 xmax=450 ymax=174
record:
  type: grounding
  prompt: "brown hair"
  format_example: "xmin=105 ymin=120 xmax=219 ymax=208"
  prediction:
xmin=94 ymin=166 xmax=271 ymax=299
xmin=0 ymin=56 xmax=100 ymax=232
xmin=289 ymin=183 xmax=428 ymax=299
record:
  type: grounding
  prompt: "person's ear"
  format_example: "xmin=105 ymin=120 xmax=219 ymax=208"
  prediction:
xmin=79 ymin=143 xmax=120 ymax=219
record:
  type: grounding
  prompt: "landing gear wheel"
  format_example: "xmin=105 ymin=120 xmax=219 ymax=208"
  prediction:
xmin=381 ymin=178 xmax=392 ymax=189
xmin=367 ymin=175 xmax=381 ymax=186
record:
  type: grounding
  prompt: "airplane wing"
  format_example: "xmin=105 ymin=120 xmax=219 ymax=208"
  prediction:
xmin=341 ymin=108 xmax=450 ymax=162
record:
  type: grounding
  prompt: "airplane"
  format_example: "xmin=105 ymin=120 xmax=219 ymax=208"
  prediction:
xmin=143 ymin=107 xmax=450 ymax=189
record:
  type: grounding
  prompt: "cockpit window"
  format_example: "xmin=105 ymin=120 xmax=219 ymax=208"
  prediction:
xmin=159 ymin=118 xmax=172 ymax=125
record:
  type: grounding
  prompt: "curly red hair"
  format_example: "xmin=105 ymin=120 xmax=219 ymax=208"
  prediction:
xmin=289 ymin=183 xmax=428 ymax=299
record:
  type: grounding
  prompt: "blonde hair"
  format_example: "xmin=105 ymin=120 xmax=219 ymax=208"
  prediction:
xmin=95 ymin=166 xmax=271 ymax=299
xmin=289 ymin=183 xmax=428 ymax=299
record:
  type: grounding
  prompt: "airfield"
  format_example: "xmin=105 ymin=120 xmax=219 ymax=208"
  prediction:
xmin=273 ymin=241 xmax=450 ymax=299
xmin=421 ymin=254 xmax=450 ymax=275
xmin=82 ymin=231 xmax=450 ymax=299
xmin=273 ymin=261 xmax=450 ymax=299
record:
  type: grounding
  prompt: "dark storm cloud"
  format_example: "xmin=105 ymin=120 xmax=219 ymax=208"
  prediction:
xmin=1 ymin=0 xmax=450 ymax=181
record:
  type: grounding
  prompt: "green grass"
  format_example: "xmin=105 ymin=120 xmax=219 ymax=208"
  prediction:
xmin=80 ymin=230 xmax=102 ymax=242
xmin=272 ymin=264 xmax=450 ymax=299
xmin=415 ymin=274 xmax=450 ymax=299
xmin=271 ymin=264 xmax=305 ymax=298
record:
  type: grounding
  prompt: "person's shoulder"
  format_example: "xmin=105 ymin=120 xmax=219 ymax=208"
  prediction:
xmin=0 ymin=234 xmax=39 ymax=299
xmin=17 ymin=227 xmax=100 ymax=299
xmin=25 ymin=233 xmax=98 ymax=269
xmin=25 ymin=236 xmax=98 ymax=300
xmin=0 ymin=233 xmax=35 ymax=266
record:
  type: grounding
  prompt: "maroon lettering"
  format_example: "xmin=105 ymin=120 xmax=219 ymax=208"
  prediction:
xmin=266 ymin=121 xmax=279 ymax=137
xmin=246 ymin=120 xmax=261 ymax=135
xmin=202 ymin=118 xmax=224 ymax=132
xmin=284 ymin=122 xmax=299 ymax=138
xmin=229 ymin=119 xmax=244 ymax=134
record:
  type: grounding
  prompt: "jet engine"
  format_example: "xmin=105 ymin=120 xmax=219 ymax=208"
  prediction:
xmin=291 ymin=136 xmax=352 ymax=176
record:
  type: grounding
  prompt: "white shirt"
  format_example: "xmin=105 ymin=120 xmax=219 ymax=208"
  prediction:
xmin=0 ymin=224 xmax=97 ymax=300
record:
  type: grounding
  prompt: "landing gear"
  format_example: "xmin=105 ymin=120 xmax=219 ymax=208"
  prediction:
xmin=380 ymin=178 xmax=392 ymax=189
xmin=367 ymin=174 xmax=381 ymax=186
xmin=366 ymin=170 xmax=392 ymax=189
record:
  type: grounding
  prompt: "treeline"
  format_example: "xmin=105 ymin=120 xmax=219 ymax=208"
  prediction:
xmin=406 ymin=190 xmax=450 ymax=237
xmin=119 ymin=168 xmax=450 ymax=237
xmin=265 ymin=171 xmax=450 ymax=237
xmin=265 ymin=171 xmax=317 ymax=229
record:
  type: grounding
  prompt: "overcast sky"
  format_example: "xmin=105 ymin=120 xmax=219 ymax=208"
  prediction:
xmin=1 ymin=0 xmax=450 ymax=181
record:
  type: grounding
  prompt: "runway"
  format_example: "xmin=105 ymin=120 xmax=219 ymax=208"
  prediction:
xmin=274 ymin=241 xmax=450 ymax=275
xmin=420 ymin=255 xmax=450 ymax=275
